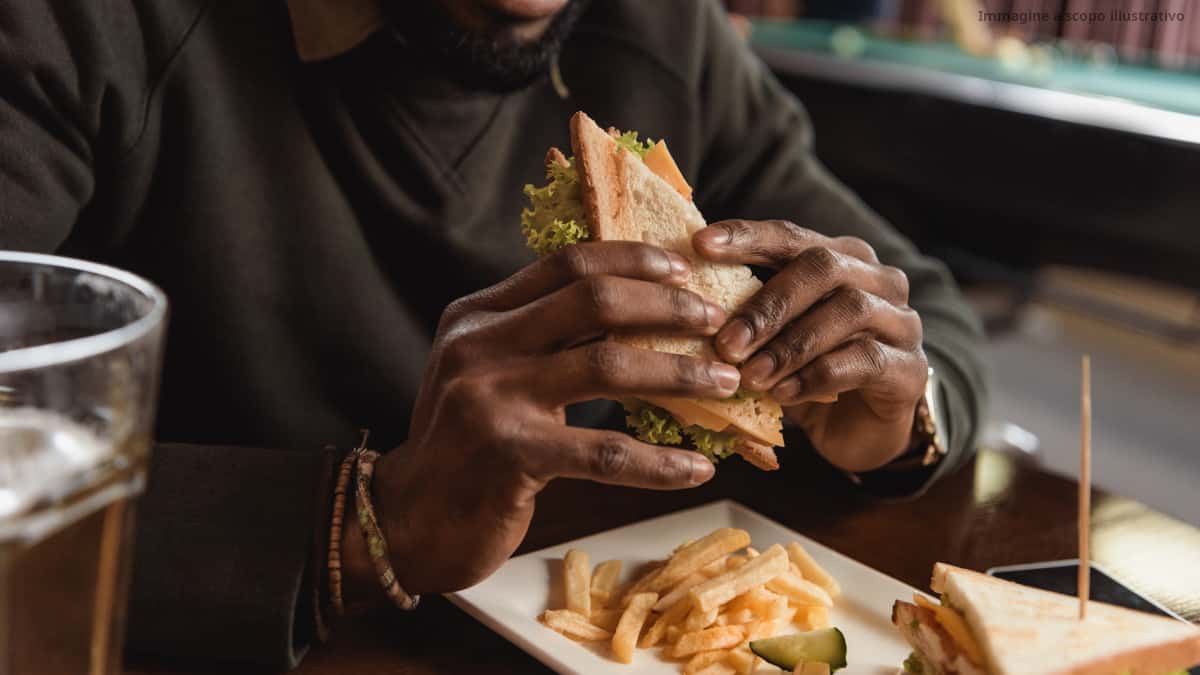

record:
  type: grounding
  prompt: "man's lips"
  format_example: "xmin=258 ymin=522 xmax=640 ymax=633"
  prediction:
xmin=480 ymin=0 xmax=571 ymax=21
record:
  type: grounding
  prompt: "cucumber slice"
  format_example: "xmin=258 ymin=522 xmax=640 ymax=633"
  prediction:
xmin=749 ymin=628 xmax=848 ymax=671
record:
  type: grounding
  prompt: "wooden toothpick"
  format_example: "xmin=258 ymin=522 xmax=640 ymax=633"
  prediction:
xmin=1078 ymin=354 xmax=1092 ymax=620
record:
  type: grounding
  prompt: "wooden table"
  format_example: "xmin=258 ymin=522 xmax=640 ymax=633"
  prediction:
xmin=128 ymin=449 xmax=1200 ymax=674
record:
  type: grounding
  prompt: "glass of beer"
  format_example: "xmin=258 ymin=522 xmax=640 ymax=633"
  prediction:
xmin=0 ymin=252 xmax=167 ymax=675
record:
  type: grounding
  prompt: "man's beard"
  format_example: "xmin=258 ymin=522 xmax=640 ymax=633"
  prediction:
xmin=384 ymin=1 xmax=591 ymax=93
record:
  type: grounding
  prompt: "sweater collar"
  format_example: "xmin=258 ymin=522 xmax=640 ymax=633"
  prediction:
xmin=286 ymin=0 xmax=385 ymax=62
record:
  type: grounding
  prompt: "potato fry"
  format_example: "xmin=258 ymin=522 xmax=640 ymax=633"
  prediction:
xmin=612 ymin=592 xmax=657 ymax=663
xmin=589 ymin=608 xmax=622 ymax=631
xmin=790 ymin=562 xmax=805 ymax=579
xmin=683 ymin=604 xmax=720 ymax=632
xmin=640 ymin=596 xmax=690 ymax=648
xmin=564 ymin=549 xmax=591 ymax=617
xmin=762 ymin=592 xmax=791 ymax=620
xmin=619 ymin=564 xmax=663 ymax=607
xmin=766 ymin=572 xmax=833 ymax=607
xmin=725 ymin=554 xmax=749 ymax=571
xmin=690 ymin=544 xmax=788 ymax=613
xmin=719 ymin=607 xmax=756 ymax=625
xmin=654 ymin=571 xmax=707 ymax=612
xmin=672 ymin=625 xmax=745 ymax=658
xmin=590 ymin=559 xmax=622 ymax=606
xmin=745 ymin=546 xmax=760 ymax=557
xmin=684 ymin=650 xmax=727 ymax=674
xmin=651 ymin=528 xmax=751 ymax=592
xmin=794 ymin=662 xmax=831 ymax=675
xmin=699 ymin=555 xmax=729 ymax=577
xmin=540 ymin=609 xmax=611 ymax=641
xmin=786 ymin=542 xmax=841 ymax=598
xmin=725 ymin=646 xmax=757 ymax=675
xmin=695 ymin=664 xmax=736 ymax=675
xmin=666 ymin=625 xmax=683 ymax=644
xmin=725 ymin=586 xmax=774 ymax=615
xmin=796 ymin=605 xmax=831 ymax=630
xmin=745 ymin=618 xmax=779 ymax=642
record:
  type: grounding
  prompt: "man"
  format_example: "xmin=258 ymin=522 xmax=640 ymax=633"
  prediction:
xmin=0 ymin=0 xmax=986 ymax=668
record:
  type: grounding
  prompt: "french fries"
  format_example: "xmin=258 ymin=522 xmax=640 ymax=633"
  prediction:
xmin=641 ymin=596 xmax=691 ymax=648
xmin=650 ymin=528 xmax=751 ymax=593
xmin=540 ymin=609 xmax=611 ymax=641
xmin=766 ymin=572 xmax=834 ymax=607
xmin=684 ymin=650 xmax=726 ymax=674
xmin=563 ymin=549 xmax=591 ymax=617
xmin=589 ymin=607 xmax=623 ymax=631
xmin=672 ymin=625 xmax=745 ymax=658
xmin=690 ymin=544 xmax=788 ymax=613
xmin=683 ymin=605 xmax=720 ymax=631
xmin=612 ymin=592 xmax=657 ymax=663
xmin=654 ymin=571 xmax=707 ymax=612
xmin=725 ymin=646 xmax=758 ymax=675
xmin=786 ymin=542 xmax=841 ymax=598
xmin=794 ymin=662 xmax=831 ymax=675
xmin=541 ymin=529 xmax=844 ymax=673
xmin=590 ymin=559 xmax=623 ymax=606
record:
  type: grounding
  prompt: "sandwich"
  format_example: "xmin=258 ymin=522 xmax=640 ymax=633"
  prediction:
xmin=520 ymin=111 xmax=785 ymax=470
xmin=892 ymin=563 xmax=1200 ymax=675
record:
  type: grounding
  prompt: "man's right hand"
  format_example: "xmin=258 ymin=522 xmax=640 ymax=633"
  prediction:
xmin=340 ymin=242 xmax=740 ymax=603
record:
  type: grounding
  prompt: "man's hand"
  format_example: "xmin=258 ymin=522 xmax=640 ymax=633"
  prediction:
xmin=342 ymin=242 xmax=740 ymax=602
xmin=693 ymin=220 xmax=928 ymax=473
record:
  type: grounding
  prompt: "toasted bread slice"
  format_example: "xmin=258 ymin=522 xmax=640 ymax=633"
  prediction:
xmin=568 ymin=111 xmax=785 ymax=456
xmin=930 ymin=563 xmax=1200 ymax=675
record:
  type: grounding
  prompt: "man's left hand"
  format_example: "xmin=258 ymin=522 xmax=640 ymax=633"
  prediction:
xmin=693 ymin=219 xmax=928 ymax=473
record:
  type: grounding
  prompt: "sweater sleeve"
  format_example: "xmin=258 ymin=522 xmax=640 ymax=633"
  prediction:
xmin=691 ymin=0 xmax=988 ymax=485
xmin=124 ymin=443 xmax=333 ymax=670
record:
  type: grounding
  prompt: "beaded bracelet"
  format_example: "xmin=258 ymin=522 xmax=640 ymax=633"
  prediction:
xmin=327 ymin=430 xmax=369 ymax=616
xmin=354 ymin=448 xmax=420 ymax=610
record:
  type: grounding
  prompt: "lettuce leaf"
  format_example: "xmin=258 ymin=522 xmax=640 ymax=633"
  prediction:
xmin=684 ymin=426 xmax=739 ymax=462
xmin=624 ymin=400 xmax=742 ymax=463
xmin=521 ymin=158 xmax=588 ymax=256
xmin=625 ymin=403 xmax=683 ymax=446
xmin=613 ymin=130 xmax=654 ymax=158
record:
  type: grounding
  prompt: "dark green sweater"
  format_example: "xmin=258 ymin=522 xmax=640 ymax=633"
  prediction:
xmin=0 ymin=0 xmax=986 ymax=668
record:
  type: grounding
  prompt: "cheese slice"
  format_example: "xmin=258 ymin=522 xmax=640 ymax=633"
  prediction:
xmin=645 ymin=396 xmax=732 ymax=431
xmin=915 ymin=594 xmax=985 ymax=667
xmin=642 ymin=140 xmax=693 ymax=202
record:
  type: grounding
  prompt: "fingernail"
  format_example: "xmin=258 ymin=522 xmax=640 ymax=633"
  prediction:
xmin=665 ymin=251 xmax=690 ymax=281
xmin=741 ymin=352 xmax=776 ymax=388
xmin=711 ymin=363 xmax=741 ymax=394
xmin=716 ymin=319 xmax=752 ymax=358
xmin=689 ymin=456 xmax=716 ymax=485
xmin=702 ymin=227 xmax=731 ymax=246
xmin=772 ymin=377 xmax=801 ymax=401
xmin=704 ymin=302 xmax=728 ymax=329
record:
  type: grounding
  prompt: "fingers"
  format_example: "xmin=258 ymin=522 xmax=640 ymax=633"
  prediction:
xmin=458 ymin=242 xmax=691 ymax=313
xmin=516 ymin=341 xmax=741 ymax=406
xmin=525 ymin=426 xmax=715 ymax=490
xmin=692 ymin=219 xmax=880 ymax=268
xmin=769 ymin=339 xmax=926 ymax=406
xmin=738 ymin=288 xmax=922 ymax=392
xmin=713 ymin=247 xmax=910 ymax=363
xmin=500 ymin=275 xmax=727 ymax=352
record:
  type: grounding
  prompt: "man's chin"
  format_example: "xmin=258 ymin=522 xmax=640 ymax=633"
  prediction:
xmin=386 ymin=0 xmax=590 ymax=94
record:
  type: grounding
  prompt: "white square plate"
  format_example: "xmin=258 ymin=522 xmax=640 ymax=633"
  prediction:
xmin=447 ymin=500 xmax=918 ymax=674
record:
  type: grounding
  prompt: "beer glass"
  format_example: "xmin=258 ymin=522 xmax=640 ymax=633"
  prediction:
xmin=0 ymin=253 xmax=167 ymax=675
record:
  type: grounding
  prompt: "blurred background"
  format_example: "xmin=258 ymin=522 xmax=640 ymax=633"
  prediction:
xmin=722 ymin=0 xmax=1200 ymax=525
